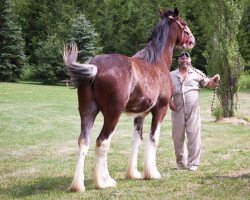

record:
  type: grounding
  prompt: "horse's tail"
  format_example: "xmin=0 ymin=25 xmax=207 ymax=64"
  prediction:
xmin=63 ymin=42 xmax=97 ymax=88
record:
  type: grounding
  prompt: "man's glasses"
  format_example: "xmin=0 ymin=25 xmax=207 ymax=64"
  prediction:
xmin=180 ymin=52 xmax=190 ymax=58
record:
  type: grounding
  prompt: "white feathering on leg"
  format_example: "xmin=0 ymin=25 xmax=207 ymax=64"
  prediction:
xmin=93 ymin=134 xmax=117 ymax=189
xmin=69 ymin=144 xmax=89 ymax=192
xmin=143 ymin=125 xmax=161 ymax=179
xmin=125 ymin=129 xmax=142 ymax=179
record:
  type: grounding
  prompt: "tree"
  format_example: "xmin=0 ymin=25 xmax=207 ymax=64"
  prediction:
xmin=31 ymin=34 xmax=67 ymax=84
xmin=68 ymin=13 xmax=102 ymax=61
xmin=200 ymin=0 xmax=244 ymax=117
xmin=0 ymin=0 xmax=25 ymax=81
xmin=238 ymin=3 xmax=250 ymax=68
xmin=12 ymin=0 xmax=77 ymax=83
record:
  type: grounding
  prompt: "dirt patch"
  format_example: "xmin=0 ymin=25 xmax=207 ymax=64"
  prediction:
xmin=226 ymin=168 xmax=250 ymax=178
xmin=219 ymin=117 xmax=250 ymax=126
xmin=56 ymin=146 xmax=76 ymax=155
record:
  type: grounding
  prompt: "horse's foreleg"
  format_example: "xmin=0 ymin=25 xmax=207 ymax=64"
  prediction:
xmin=125 ymin=116 xmax=144 ymax=179
xmin=93 ymin=114 xmax=120 ymax=189
xmin=143 ymin=107 xmax=167 ymax=179
xmin=143 ymin=124 xmax=161 ymax=179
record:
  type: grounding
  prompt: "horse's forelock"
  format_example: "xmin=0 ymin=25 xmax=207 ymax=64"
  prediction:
xmin=162 ymin=9 xmax=175 ymax=18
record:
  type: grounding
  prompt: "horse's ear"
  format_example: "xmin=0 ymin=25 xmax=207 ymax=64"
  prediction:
xmin=174 ymin=8 xmax=179 ymax=17
xmin=159 ymin=8 xmax=164 ymax=18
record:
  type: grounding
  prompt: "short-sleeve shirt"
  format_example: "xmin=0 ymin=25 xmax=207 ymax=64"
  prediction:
xmin=170 ymin=67 xmax=210 ymax=96
xmin=170 ymin=67 xmax=210 ymax=113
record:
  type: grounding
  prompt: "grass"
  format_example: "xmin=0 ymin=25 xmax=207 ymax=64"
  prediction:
xmin=0 ymin=82 xmax=249 ymax=200
xmin=239 ymin=73 xmax=250 ymax=91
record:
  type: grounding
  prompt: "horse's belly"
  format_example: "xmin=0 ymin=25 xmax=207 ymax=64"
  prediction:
xmin=125 ymin=96 xmax=157 ymax=113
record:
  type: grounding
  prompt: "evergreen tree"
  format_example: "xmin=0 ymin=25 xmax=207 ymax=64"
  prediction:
xmin=0 ymin=0 xmax=25 ymax=81
xmin=31 ymin=34 xmax=66 ymax=84
xmin=68 ymin=13 xmax=102 ymax=61
xmin=13 ymin=0 xmax=75 ymax=64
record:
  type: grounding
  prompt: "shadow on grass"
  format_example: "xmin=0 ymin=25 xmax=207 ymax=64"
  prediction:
xmin=1 ymin=176 xmax=95 ymax=198
xmin=200 ymin=172 xmax=250 ymax=184
xmin=214 ymin=173 xmax=250 ymax=180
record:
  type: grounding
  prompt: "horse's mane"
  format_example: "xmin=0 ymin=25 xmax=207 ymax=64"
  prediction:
xmin=133 ymin=17 xmax=170 ymax=63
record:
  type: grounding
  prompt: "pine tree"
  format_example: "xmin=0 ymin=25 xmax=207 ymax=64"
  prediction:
xmin=68 ymin=14 xmax=102 ymax=61
xmin=0 ymin=0 xmax=25 ymax=81
xmin=32 ymin=34 xmax=67 ymax=84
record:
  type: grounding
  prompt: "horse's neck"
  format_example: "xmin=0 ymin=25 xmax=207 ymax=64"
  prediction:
xmin=161 ymin=41 xmax=175 ymax=69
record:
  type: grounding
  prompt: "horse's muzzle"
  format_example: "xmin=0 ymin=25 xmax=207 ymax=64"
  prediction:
xmin=185 ymin=35 xmax=195 ymax=49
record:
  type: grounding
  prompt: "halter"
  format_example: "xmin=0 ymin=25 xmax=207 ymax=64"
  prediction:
xmin=168 ymin=16 xmax=191 ymax=47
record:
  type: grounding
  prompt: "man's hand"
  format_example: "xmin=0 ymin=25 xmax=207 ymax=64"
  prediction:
xmin=207 ymin=74 xmax=220 ymax=88
xmin=212 ymin=74 xmax=220 ymax=83
xmin=169 ymin=100 xmax=177 ymax=111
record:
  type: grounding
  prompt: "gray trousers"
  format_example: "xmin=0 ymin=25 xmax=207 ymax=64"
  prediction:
xmin=171 ymin=92 xmax=201 ymax=168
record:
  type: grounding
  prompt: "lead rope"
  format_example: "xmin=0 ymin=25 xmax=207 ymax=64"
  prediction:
xmin=190 ymin=65 xmax=219 ymax=113
xmin=210 ymin=84 xmax=219 ymax=112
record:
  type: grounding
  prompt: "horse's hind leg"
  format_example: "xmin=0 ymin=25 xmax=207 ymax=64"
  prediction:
xmin=143 ymin=107 xmax=167 ymax=179
xmin=69 ymin=86 xmax=99 ymax=192
xmin=93 ymin=111 xmax=122 ymax=189
xmin=125 ymin=116 xmax=145 ymax=179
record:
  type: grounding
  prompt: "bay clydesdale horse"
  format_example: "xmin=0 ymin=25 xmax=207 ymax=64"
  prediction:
xmin=63 ymin=8 xmax=195 ymax=192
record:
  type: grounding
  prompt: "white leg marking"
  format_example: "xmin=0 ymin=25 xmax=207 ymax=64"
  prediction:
xmin=93 ymin=134 xmax=117 ymax=189
xmin=69 ymin=144 xmax=89 ymax=192
xmin=143 ymin=125 xmax=161 ymax=179
xmin=125 ymin=128 xmax=142 ymax=179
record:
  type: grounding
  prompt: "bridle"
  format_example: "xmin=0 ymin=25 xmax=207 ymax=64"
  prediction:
xmin=168 ymin=16 xmax=192 ymax=47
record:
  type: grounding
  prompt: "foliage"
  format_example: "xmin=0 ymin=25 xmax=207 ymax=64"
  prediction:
xmin=238 ymin=3 xmax=250 ymax=66
xmin=211 ymin=105 xmax=224 ymax=121
xmin=201 ymin=0 xmax=244 ymax=117
xmin=0 ymin=0 xmax=25 ymax=81
xmin=239 ymin=73 xmax=250 ymax=91
xmin=68 ymin=13 xmax=102 ymax=61
xmin=13 ymin=0 xmax=74 ymax=64
xmin=31 ymin=34 xmax=67 ymax=84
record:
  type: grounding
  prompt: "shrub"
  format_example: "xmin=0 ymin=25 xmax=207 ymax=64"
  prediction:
xmin=31 ymin=34 xmax=67 ymax=84
xmin=211 ymin=105 xmax=224 ymax=121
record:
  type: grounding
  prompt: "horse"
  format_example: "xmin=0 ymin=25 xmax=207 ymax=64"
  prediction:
xmin=63 ymin=8 xmax=195 ymax=192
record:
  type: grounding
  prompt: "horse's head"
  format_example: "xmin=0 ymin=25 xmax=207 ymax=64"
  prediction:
xmin=160 ymin=8 xmax=195 ymax=49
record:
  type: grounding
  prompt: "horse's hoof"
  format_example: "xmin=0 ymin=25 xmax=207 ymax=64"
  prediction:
xmin=68 ymin=183 xmax=85 ymax=192
xmin=106 ymin=178 xmax=117 ymax=188
xmin=143 ymin=168 xmax=161 ymax=180
xmin=94 ymin=177 xmax=117 ymax=189
xmin=125 ymin=169 xmax=142 ymax=179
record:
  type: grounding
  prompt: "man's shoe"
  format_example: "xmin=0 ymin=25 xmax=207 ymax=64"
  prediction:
xmin=188 ymin=165 xmax=198 ymax=171
xmin=176 ymin=164 xmax=186 ymax=170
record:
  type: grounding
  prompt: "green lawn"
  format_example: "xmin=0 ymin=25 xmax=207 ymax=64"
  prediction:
xmin=0 ymin=82 xmax=249 ymax=200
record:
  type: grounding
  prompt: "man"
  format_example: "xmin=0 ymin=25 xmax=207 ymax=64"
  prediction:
xmin=169 ymin=52 xmax=220 ymax=171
